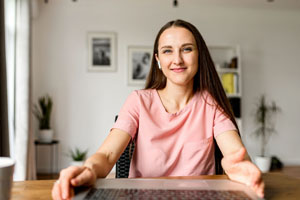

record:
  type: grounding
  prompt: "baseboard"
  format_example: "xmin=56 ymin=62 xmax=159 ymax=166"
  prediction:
xmin=282 ymin=159 xmax=300 ymax=166
xmin=37 ymin=167 xmax=59 ymax=174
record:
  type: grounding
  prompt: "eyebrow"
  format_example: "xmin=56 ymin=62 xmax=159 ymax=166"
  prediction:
xmin=160 ymin=43 xmax=195 ymax=49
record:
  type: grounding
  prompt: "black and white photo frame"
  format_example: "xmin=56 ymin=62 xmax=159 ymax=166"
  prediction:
xmin=128 ymin=46 xmax=153 ymax=85
xmin=88 ymin=32 xmax=117 ymax=72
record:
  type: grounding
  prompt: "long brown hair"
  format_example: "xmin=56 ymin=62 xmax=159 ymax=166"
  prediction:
xmin=145 ymin=20 xmax=240 ymax=173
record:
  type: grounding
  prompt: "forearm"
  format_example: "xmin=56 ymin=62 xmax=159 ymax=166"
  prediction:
xmin=222 ymin=148 xmax=252 ymax=171
xmin=84 ymin=152 xmax=114 ymax=178
xmin=83 ymin=129 xmax=131 ymax=178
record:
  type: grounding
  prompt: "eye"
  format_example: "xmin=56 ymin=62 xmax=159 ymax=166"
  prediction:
xmin=182 ymin=47 xmax=193 ymax=52
xmin=162 ymin=49 xmax=172 ymax=54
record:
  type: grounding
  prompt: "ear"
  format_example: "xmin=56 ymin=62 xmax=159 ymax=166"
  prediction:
xmin=155 ymin=54 xmax=159 ymax=62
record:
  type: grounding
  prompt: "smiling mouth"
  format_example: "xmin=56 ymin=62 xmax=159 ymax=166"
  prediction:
xmin=171 ymin=67 xmax=187 ymax=73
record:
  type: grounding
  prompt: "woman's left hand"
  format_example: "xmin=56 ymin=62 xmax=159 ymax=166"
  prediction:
xmin=221 ymin=147 xmax=265 ymax=198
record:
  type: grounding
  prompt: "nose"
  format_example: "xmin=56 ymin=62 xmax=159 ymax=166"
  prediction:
xmin=173 ymin=50 xmax=183 ymax=65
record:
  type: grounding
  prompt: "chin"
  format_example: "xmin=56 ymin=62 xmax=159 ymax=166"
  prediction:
xmin=170 ymin=79 xmax=193 ymax=87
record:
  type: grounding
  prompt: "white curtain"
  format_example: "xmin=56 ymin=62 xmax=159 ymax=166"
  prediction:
xmin=5 ymin=0 xmax=16 ymax=163
xmin=7 ymin=0 xmax=36 ymax=181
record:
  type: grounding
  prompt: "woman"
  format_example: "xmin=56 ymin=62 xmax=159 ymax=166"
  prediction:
xmin=52 ymin=19 xmax=264 ymax=200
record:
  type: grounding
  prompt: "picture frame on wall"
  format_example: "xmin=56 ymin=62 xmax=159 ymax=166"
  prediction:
xmin=87 ymin=32 xmax=117 ymax=72
xmin=128 ymin=46 xmax=153 ymax=85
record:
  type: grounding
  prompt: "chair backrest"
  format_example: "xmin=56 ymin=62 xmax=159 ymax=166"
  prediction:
xmin=115 ymin=115 xmax=135 ymax=178
xmin=114 ymin=115 xmax=223 ymax=178
xmin=115 ymin=140 xmax=135 ymax=178
xmin=214 ymin=139 xmax=224 ymax=175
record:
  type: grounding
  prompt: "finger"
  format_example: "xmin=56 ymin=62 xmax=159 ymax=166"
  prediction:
xmin=64 ymin=187 xmax=75 ymax=200
xmin=255 ymin=179 xmax=265 ymax=198
xmin=252 ymin=183 xmax=264 ymax=198
xmin=258 ymin=181 xmax=265 ymax=198
xmin=70 ymin=188 xmax=75 ymax=199
xmin=251 ymin=177 xmax=265 ymax=198
xmin=60 ymin=166 xmax=87 ymax=199
xmin=52 ymin=181 xmax=62 ymax=200
xmin=250 ymin=165 xmax=262 ymax=186
xmin=71 ymin=167 xmax=96 ymax=187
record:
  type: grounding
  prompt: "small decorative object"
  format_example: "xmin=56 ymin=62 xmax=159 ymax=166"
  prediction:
xmin=252 ymin=95 xmax=281 ymax=172
xmin=70 ymin=147 xmax=88 ymax=166
xmin=229 ymin=57 xmax=238 ymax=69
xmin=33 ymin=95 xmax=53 ymax=143
xmin=87 ymin=32 xmax=117 ymax=72
xmin=270 ymin=156 xmax=283 ymax=171
xmin=128 ymin=46 xmax=152 ymax=86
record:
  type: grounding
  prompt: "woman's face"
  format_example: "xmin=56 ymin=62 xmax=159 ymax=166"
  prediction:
xmin=156 ymin=27 xmax=199 ymax=88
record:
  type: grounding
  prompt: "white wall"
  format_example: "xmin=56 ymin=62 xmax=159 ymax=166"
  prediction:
xmin=31 ymin=0 xmax=300 ymax=173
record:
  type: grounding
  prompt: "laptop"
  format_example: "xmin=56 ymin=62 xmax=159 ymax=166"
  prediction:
xmin=74 ymin=178 xmax=262 ymax=200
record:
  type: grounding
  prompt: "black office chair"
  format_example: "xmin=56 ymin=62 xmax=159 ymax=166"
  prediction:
xmin=115 ymin=140 xmax=135 ymax=178
xmin=115 ymin=116 xmax=224 ymax=178
xmin=115 ymin=115 xmax=135 ymax=178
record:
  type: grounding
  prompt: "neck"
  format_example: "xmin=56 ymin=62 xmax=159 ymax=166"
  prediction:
xmin=159 ymin=81 xmax=194 ymax=107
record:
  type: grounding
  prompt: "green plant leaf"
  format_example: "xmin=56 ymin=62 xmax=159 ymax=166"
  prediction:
xmin=252 ymin=94 xmax=281 ymax=156
xmin=69 ymin=147 xmax=88 ymax=161
xmin=33 ymin=95 xmax=53 ymax=129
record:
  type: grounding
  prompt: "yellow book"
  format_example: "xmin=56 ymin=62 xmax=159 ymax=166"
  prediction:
xmin=221 ymin=73 xmax=234 ymax=94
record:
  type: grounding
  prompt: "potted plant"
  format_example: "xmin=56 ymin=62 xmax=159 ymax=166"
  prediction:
xmin=252 ymin=95 xmax=281 ymax=172
xmin=69 ymin=147 xmax=88 ymax=166
xmin=33 ymin=95 xmax=53 ymax=143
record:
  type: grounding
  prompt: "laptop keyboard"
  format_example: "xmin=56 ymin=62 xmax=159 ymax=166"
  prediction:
xmin=83 ymin=188 xmax=252 ymax=200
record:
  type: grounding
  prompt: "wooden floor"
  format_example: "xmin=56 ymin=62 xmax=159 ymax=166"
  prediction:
xmin=37 ymin=166 xmax=300 ymax=180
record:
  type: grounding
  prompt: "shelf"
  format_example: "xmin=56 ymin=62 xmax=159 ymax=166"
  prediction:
xmin=209 ymin=45 xmax=242 ymax=121
xmin=217 ymin=68 xmax=239 ymax=74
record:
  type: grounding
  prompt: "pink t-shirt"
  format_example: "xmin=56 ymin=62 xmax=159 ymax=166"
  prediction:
xmin=112 ymin=89 xmax=236 ymax=178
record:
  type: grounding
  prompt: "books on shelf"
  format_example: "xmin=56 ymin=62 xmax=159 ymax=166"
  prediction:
xmin=221 ymin=73 xmax=239 ymax=94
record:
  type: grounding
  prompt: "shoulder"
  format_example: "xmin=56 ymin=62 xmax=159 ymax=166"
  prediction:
xmin=197 ymin=90 xmax=218 ymax=108
xmin=132 ymin=89 xmax=155 ymax=100
xmin=125 ymin=89 xmax=155 ymax=105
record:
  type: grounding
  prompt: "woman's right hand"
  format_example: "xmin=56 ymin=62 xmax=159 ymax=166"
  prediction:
xmin=51 ymin=129 xmax=131 ymax=199
xmin=51 ymin=165 xmax=97 ymax=200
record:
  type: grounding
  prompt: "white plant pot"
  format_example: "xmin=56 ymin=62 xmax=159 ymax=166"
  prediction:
xmin=70 ymin=161 xmax=84 ymax=166
xmin=38 ymin=129 xmax=54 ymax=143
xmin=255 ymin=156 xmax=272 ymax=173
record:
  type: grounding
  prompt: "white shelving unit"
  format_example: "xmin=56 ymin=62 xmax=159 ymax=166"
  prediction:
xmin=208 ymin=45 xmax=242 ymax=130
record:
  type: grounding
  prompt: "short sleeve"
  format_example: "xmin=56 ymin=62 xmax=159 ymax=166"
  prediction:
xmin=213 ymin=106 xmax=237 ymax=138
xmin=112 ymin=91 xmax=140 ymax=139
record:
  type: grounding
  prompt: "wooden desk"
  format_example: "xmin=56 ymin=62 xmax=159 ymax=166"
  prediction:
xmin=11 ymin=173 xmax=300 ymax=200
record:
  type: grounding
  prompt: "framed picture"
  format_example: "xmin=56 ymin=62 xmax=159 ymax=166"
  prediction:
xmin=128 ymin=46 xmax=153 ymax=85
xmin=87 ymin=32 xmax=117 ymax=72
